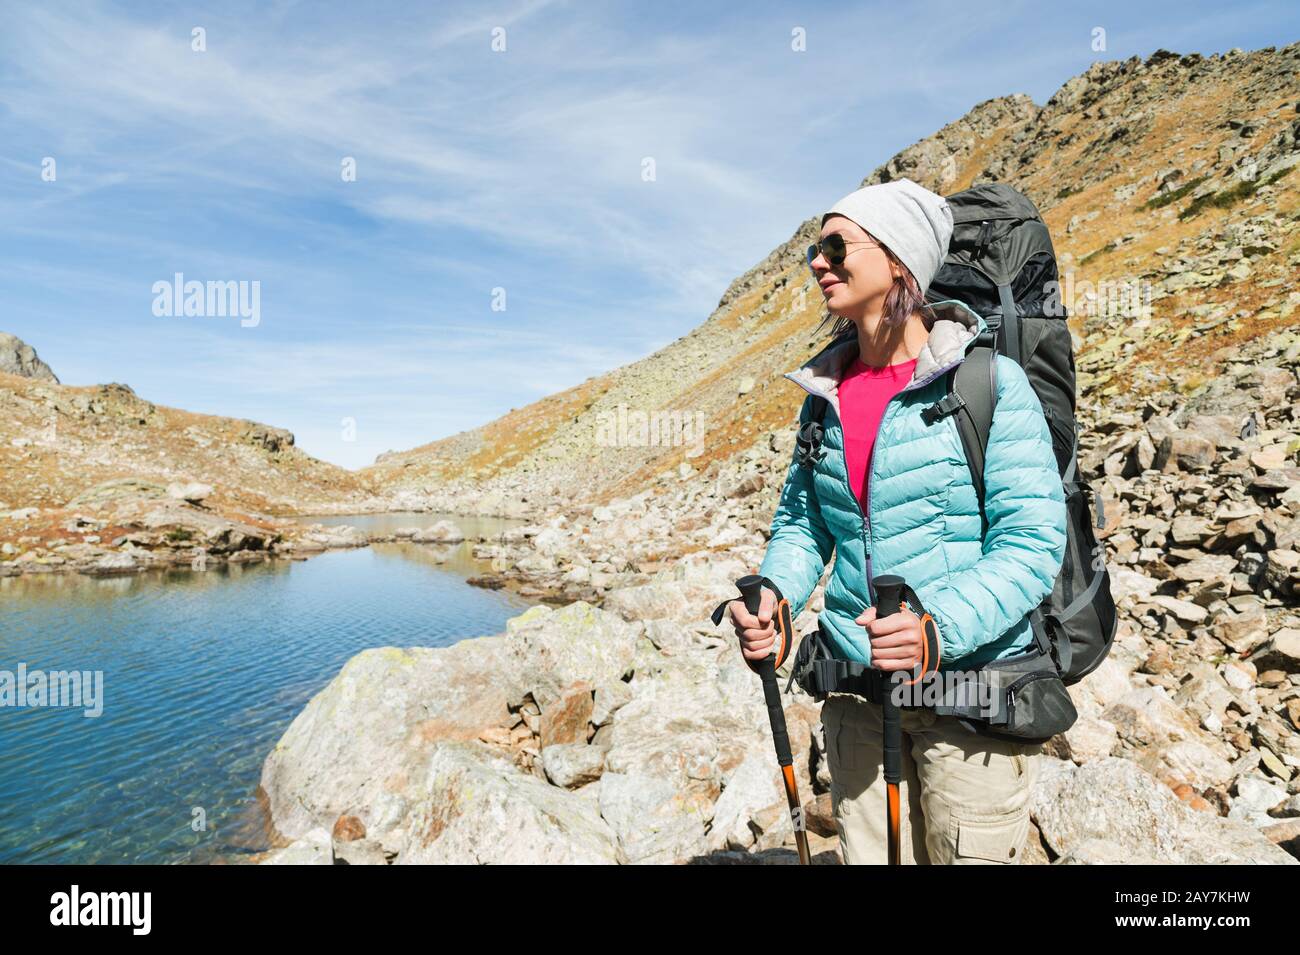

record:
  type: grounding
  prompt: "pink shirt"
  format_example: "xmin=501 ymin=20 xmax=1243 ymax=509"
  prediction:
xmin=839 ymin=355 xmax=919 ymax=512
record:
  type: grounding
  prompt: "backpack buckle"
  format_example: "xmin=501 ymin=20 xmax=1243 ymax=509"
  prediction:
xmin=921 ymin=391 xmax=965 ymax=426
xmin=796 ymin=420 xmax=826 ymax=469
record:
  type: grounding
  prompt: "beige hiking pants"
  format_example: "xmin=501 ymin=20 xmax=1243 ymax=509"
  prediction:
xmin=821 ymin=691 xmax=1039 ymax=865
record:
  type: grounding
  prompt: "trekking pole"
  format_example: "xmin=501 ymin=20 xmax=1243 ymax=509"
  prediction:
xmin=871 ymin=574 xmax=906 ymax=866
xmin=732 ymin=574 xmax=811 ymax=865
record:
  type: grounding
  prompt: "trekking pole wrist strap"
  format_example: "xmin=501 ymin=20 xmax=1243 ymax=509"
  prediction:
xmin=892 ymin=582 xmax=942 ymax=682
xmin=710 ymin=576 xmax=794 ymax=672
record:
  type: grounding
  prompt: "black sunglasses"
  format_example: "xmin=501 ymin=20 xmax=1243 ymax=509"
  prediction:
xmin=806 ymin=233 xmax=881 ymax=267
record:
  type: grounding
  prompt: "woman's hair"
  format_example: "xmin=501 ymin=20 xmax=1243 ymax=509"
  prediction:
xmin=813 ymin=231 xmax=937 ymax=340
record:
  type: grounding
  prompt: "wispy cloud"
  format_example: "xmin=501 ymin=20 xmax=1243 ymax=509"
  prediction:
xmin=2 ymin=0 xmax=1295 ymax=467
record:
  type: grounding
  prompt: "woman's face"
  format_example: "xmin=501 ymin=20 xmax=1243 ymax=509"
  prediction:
xmin=810 ymin=214 xmax=898 ymax=320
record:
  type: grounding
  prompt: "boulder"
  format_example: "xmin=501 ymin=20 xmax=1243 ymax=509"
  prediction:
xmin=258 ymin=827 xmax=334 ymax=865
xmin=598 ymin=770 xmax=710 ymax=865
xmin=1215 ymin=604 xmax=1271 ymax=654
xmin=538 ymin=681 xmax=594 ymax=747
xmin=242 ymin=424 xmax=294 ymax=452
xmin=1154 ymin=432 xmax=1216 ymax=472
xmin=1052 ymin=838 xmax=1163 ymax=865
xmin=1248 ymin=628 xmax=1300 ymax=673
xmin=88 ymin=552 xmax=138 ymax=575
xmin=298 ymin=524 xmax=368 ymax=550
xmin=67 ymin=478 xmax=167 ymax=508
xmin=137 ymin=503 xmax=277 ymax=553
xmin=412 ymin=520 xmax=464 ymax=543
xmin=0 ymin=332 xmax=58 ymax=382
xmin=541 ymin=742 xmax=607 ymax=789
xmin=590 ymin=680 xmax=634 ymax=727
xmin=333 ymin=838 xmax=390 ymax=866
xmin=259 ymin=636 xmax=524 ymax=848
xmin=602 ymin=555 xmax=747 ymax=628
xmin=1229 ymin=773 xmax=1289 ymax=826
xmin=1031 ymin=757 xmax=1297 ymax=864
xmin=503 ymin=602 xmax=640 ymax=710
xmin=399 ymin=741 xmax=618 ymax=864
xmin=1056 ymin=713 xmax=1120 ymax=764
xmin=166 ymin=482 xmax=213 ymax=504
xmin=707 ymin=751 xmax=786 ymax=852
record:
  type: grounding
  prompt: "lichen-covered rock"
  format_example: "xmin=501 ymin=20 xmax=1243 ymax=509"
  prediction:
xmin=541 ymin=742 xmax=606 ymax=789
xmin=1031 ymin=757 xmax=1297 ymax=864
xmin=259 ymin=636 xmax=523 ymax=848
xmin=707 ymin=752 xmax=786 ymax=852
xmin=503 ymin=602 xmax=640 ymax=709
xmin=258 ymin=827 xmax=334 ymax=865
xmin=598 ymin=770 xmax=709 ymax=865
xmin=400 ymin=741 xmax=618 ymax=864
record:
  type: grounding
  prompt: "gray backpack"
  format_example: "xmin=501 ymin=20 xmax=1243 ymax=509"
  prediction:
xmin=925 ymin=181 xmax=1117 ymax=686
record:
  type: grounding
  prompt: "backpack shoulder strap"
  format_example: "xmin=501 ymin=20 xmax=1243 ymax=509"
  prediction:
xmin=812 ymin=394 xmax=829 ymax=424
xmin=951 ymin=346 xmax=997 ymax=537
xmin=795 ymin=395 xmax=829 ymax=470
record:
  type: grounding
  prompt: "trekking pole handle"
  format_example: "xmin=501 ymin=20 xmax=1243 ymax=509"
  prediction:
xmin=737 ymin=574 xmax=793 ymax=769
xmin=872 ymin=574 xmax=905 ymax=787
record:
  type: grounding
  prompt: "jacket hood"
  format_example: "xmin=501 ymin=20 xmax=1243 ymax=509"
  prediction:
xmin=783 ymin=298 xmax=988 ymax=416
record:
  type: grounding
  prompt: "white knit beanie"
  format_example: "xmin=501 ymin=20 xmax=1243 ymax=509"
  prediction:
xmin=821 ymin=178 xmax=954 ymax=293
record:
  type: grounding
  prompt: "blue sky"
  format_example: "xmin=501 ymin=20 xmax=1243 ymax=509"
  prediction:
xmin=2 ymin=1 xmax=1296 ymax=468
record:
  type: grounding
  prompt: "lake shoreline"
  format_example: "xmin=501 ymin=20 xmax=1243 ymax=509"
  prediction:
xmin=0 ymin=514 xmax=542 ymax=864
xmin=0 ymin=502 xmax=564 ymax=600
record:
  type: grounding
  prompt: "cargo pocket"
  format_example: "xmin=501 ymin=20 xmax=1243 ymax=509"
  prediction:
xmin=821 ymin=697 xmax=858 ymax=773
xmin=951 ymin=809 xmax=1030 ymax=864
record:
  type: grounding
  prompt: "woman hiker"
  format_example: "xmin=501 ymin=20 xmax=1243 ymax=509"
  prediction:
xmin=725 ymin=178 xmax=1068 ymax=865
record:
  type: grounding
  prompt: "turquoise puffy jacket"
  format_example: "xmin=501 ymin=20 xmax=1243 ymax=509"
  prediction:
xmin=757 ymin=298 xmax=1067 ymax=670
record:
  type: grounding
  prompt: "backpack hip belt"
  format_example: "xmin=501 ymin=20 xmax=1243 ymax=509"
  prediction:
xmin=790 ymin=609 xmax=1078 ymax=744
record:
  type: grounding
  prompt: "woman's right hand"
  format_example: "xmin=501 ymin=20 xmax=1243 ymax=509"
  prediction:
xmin=728 ymin=587 xmax=778 ymax=663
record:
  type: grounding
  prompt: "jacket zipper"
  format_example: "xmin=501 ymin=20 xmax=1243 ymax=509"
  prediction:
xmin=861 ymin=348 xmax=978 ymax=607
xmin=829 ymin=403 xmax=873 ymax=613
xmin=781 ymin=300 xmax=987 ymax=611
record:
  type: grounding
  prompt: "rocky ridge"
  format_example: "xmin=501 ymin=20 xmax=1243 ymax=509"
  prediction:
xmin=0 ymin=332 xmax=58 ymax=382
xmin=354 ymin=43 xmax=1300 ymax=520
xmin=0 ymin=341 xmax=387 ymax=574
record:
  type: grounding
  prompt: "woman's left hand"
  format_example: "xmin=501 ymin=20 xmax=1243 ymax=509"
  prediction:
xmin=856 ymin=604 xmax=924 ymax=673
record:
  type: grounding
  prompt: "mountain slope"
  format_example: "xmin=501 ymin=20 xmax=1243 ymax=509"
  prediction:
xmin=0 ymin=368 xmax=371 ymax=516
xmin=359 ymin=43 xmax=1300 ymax=516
